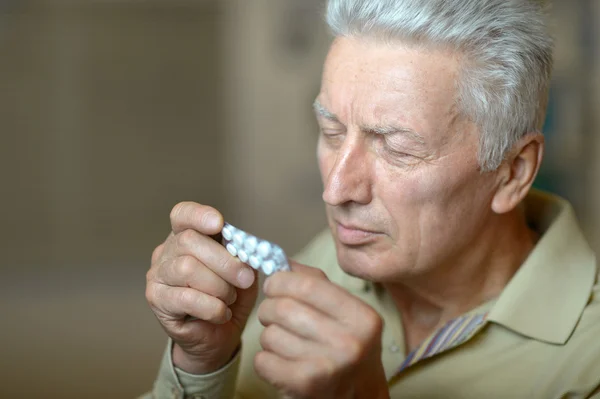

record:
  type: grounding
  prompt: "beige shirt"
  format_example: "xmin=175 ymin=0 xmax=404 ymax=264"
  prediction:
xmin=146 ymin=190 xmax=600 ymax=399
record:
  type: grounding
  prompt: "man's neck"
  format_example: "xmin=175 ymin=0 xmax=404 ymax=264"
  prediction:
xmin=383 ymin=209 xmax=538 ymax=353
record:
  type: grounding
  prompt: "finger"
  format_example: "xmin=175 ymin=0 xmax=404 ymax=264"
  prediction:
xmin=152 ymin=284 xmax=231 ymax=324
xmin=263 ymin=272 xmax=356 ymax=321
xmin=157 ymin=255 xmax=238 ymax=305
xmin=254 ymin=351 xmax=334 ymax=399
xmin=288 ymin=260 xmax=329 ymax=280
xmin=260 ymin=324 xmax=326 ymax=361
xmin=170 ymin=202 xmax=224 ymax=235
xmin=257 ymin=298 xmax=340 ymax=345
xmin=167 ymin=228 xmax=255 ymax=289
xmin=151 ymin=242 xmax=166 ymax=265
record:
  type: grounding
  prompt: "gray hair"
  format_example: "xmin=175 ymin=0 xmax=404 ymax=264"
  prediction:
xmin=326 ymin=0 xmax=554 ymax=171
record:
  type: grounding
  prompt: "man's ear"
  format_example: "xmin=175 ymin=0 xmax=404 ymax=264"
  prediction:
xmin=491 ymin=132 xmax=544 ymax=214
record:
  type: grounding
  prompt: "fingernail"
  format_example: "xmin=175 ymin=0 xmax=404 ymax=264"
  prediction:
xmin=205 ymin=212 xmax=220 ymax=230
xmin=225 ymin=308 xmax=232 ymax=321
xmin=237 ymin=267 xmax=255 ymax=289
xmin=228 ymin=289 xmax=238 ymax=305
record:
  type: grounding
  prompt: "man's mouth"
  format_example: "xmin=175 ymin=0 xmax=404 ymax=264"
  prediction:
xmin=335 ymin=222 xmax=382 ymax=246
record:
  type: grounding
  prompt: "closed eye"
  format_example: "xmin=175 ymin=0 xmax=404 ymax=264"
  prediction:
xmin=319 ymin=128 xmax=345 ymax=148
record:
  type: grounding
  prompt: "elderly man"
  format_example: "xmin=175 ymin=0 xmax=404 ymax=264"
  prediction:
xmin=144 ymin=0 xmax=600 ymax=398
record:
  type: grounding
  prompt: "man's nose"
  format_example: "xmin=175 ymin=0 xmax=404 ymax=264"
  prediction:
xmin=322 ymin=139 xmax=373 ymax=206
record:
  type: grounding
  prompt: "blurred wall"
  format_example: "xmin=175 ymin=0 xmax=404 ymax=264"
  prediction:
xmin=538 ymin=0 xmax=599 ymax=251
xmin=588 ymin=0 xmax=600 ymax=253
xmin=0 ymin=0 xmax=598 ymax=398
xmin=0 ymin=1 xmax=229 ymax=398
xmin=220 ymin=0 xmax=329 ymax=253
xmin=0 ymin=0 xmax=227 ymax=272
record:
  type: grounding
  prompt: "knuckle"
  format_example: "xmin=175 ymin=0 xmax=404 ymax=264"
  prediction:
xmin=176 ymin=229 xmax=196 ymax=250
xmin=313 ymin=268 xmax=327 ymax=280
xmin=297 ymin=277 xmax=318 ymax=298
xmin=173 ymin=255 xmax=197 ymax=279
xmin=364 ymin=309 xmax=384 ymax=336
xmin=337 ymin=335 xmax=364 ymax=364
xmin=145 ymin=267 xmax=155 ymax=283
xmin=145 ymin=283 xmax=159 ymax=307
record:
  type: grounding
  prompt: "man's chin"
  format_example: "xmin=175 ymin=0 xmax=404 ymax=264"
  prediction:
xmin=335 ymin=246 xmax=382 ymax=281
xmin=334 ymin=241 xmax=415 ymax=283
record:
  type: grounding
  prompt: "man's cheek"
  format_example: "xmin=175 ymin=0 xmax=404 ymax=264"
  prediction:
xmin=385 ymin=173 xmax=437 ymax=206
xmin=409 ymin=165 xmax=463 ymax=203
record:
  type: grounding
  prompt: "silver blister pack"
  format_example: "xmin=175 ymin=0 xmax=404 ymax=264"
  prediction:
xmin=221 ymin=223 xmax=290 ymax=275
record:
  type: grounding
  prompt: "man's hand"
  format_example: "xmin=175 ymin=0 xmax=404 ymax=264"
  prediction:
xmin=145 ymin=202 xmax=259 ymax=374
xmin=255 ymin=262 xmax=389 ymax=399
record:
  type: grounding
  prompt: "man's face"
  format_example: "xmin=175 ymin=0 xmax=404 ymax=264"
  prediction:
xmin=316 ymin=37 xmax=498 ymax=282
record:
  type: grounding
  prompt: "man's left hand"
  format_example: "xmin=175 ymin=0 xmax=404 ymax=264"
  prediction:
xmin=255 ymin=261 xmax=389 ymax=399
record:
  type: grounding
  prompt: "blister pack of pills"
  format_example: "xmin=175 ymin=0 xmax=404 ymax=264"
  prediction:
xmin=221 ymin=222 xmax=290 ymax=275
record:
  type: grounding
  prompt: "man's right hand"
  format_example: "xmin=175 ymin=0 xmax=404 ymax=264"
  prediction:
xmin=146 ymin=202 xmax=259 ymax=374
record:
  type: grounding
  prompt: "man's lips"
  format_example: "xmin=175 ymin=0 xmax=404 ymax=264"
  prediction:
xmin=335 ymin=222 xmax=382 ymax=245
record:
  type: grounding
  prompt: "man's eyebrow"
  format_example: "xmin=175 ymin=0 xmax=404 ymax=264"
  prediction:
xmin=366 ymin=125 xmax=426 ymax=145
xmin=313 ymin=100 xmax=339 ymax=122
xmin=313 ymin=100 xmax=426 ymax=145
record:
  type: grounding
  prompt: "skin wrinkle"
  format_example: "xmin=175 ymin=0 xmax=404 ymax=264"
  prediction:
xmin=316 ymin=36 xmax=540 ymax=352
xmin=317 ymin=111 xmax=428 ymax=152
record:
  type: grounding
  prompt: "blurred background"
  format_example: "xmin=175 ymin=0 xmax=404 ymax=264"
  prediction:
xmin=0 ymin=0 xmax=597 ymax=397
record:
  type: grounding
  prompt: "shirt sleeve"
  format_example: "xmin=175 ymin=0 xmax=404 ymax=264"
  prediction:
xmin=148 ymin=339 xmax=241 ymax=399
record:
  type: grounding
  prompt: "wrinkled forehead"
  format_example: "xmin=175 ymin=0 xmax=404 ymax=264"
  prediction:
xmin=319 ymin=37 xmax=463 ymax=142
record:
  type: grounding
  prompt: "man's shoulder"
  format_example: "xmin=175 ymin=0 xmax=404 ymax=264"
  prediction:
xmin=567 ymin=270 xmax=600 ymax=349
xmin=539 ymin=270 xmax=600 ymax=395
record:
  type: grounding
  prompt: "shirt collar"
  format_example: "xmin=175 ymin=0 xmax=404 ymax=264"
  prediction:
xmin=487 ymin=189 xmax=597 ymax=344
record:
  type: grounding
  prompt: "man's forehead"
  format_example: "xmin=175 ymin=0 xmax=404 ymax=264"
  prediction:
xmin=317 ymin=38 xmax=461 ymax=141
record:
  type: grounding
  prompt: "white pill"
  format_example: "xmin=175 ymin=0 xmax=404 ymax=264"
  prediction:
xmin=249 ymin=255 xmax=262 ymax=270
xmin=233 ymin=232 xmax=245 ymax=247
xmin=275 ymin=254 xmax=287 ymax=267
xmin=262 ymin=260 xmax=275 ymax=275
xmin=226 ymin=243 xmax=238 ymax=257
xmin=244 ymin=236 xmax=258 ymax=253
xmin=238 ymin=249 xmax=248 ymax=263
xmin=257 ymin=241 xmax=272 ymax=258
xmin=272 ymin=246 xmax=285 ymax=260
xmin=222 ymin=225 xmax=233 ymax=241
